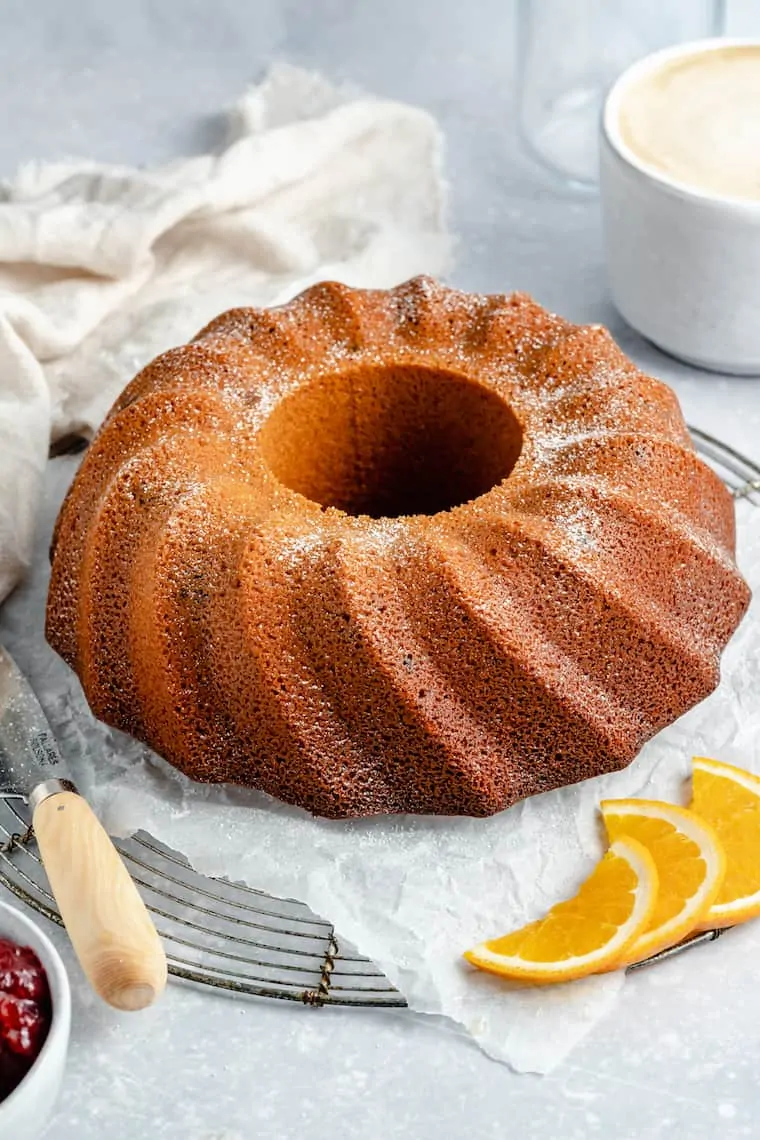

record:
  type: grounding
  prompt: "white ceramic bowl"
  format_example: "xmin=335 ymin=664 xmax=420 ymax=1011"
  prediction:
xmin=601 ymin=38 xmax=760 ymax=375
xmin=0 ymin=900 xmax=70 ymax=1139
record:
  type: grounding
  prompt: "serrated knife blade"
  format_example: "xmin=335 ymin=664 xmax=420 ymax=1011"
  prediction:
xmin=0 ymin=643 xmax=76 ymax=796
xmin=0 ymin=642 xmax=167 ymax=1011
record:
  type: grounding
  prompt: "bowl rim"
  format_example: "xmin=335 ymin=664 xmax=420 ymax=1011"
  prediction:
xmin=602 ymin=36 xmax=760 ymax=212
xmin=0 ymin=898 xmax=71 ymax=1117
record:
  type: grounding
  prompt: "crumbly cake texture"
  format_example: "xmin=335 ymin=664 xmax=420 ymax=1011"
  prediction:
xmin=45 ymin=277 xmax=750 ymax=818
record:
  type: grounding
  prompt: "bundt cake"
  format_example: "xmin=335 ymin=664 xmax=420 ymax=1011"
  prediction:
xmin=46 ymin=277 xmax=750 ymax=818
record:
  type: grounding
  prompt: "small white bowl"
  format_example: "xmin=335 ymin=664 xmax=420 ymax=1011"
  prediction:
xmin=601 ymin=38 xmax=760 ymax=375
xmin=0 ymin=900 xmax=71 ymax=1139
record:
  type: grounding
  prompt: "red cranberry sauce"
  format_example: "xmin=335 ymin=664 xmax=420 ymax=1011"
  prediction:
xmin=0 ymin=939 xmax=52 ymax=1103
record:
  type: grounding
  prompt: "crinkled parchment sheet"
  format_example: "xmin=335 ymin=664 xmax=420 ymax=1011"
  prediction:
xmin=4 ymin=457 xmax=759 ymax=1074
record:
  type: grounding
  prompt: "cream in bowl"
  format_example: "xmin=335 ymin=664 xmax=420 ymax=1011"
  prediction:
xmin=601 ymin=39 xmax=760 ymax=374
xmin=618 ymin=45 xmax=760 ymax=201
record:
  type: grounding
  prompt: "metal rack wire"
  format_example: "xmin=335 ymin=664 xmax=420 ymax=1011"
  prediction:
xmin=0 ymin=425 xmax=755 ymax=1007
xmin=0 ymin=796 xmax=404 ymax=1007
xmin=689 ymin=425 xmax=760 ymax=504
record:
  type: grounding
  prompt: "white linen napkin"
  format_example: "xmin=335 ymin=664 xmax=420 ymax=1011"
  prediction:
xmin=0 ymin=62 xmax=450 ymax=603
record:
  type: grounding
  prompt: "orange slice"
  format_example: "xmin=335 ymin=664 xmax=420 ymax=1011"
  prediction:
xmin=463 ymin=837 xmax=658 ymax=983
xmin=600 ymin=798 xmax=725 ymax=965
xmin=690 ymin=756 xmax=760 ymax=929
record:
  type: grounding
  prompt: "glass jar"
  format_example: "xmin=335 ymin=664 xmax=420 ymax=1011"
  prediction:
xmin=516 ymin=0 xmax=725 ymax=190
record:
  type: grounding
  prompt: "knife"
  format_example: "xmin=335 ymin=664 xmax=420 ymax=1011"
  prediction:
xmin=0 ymin=643 xmax=167 ymax=1011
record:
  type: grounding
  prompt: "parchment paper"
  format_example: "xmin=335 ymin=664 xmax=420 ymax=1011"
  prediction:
xmin=3 ymin=455 xmax=757 ymax=1075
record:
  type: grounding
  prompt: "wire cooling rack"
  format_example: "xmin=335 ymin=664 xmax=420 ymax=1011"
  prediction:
xmin=0 ymin=801 xmax=401 ymax=1007
xmin=0 ymin=424 xmax=756 ymax=1007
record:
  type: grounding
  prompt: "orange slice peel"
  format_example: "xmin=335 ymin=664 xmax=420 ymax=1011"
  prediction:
xmin=690 ymin=756 xmax=760 ymax=929
xmin=463 ymin=836 xmax=658 ymax=984
xmin=600 ymin=797 xmax=725 ymax=966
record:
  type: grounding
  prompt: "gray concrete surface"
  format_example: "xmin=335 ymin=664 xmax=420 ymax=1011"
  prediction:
xmin=1 ymin=2 xmax=760 ymax=1136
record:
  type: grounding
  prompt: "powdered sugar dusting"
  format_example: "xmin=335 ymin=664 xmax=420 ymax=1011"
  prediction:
xmin=48 ymin=275 xmax=749 ymax=838
xmin=275 ymin=531 xmax=325 ymax=567
xmin=553 ymin=499 xmax=601 ymax=555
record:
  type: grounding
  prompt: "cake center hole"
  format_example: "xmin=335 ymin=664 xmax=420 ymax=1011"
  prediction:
xmin=259 ymin=364 xmax=523 ymax=518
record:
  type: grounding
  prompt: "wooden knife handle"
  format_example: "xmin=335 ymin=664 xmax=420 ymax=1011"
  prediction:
xmin=33 ymin=790 xmax=167 ymax=1011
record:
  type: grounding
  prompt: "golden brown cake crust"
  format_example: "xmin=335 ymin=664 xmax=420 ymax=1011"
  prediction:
xmin=46 ymin=277 xmax=750 ymax=818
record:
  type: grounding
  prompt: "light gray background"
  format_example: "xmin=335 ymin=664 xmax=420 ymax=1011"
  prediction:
xmin=2 ymin=2 xmax=760 ymax=1137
